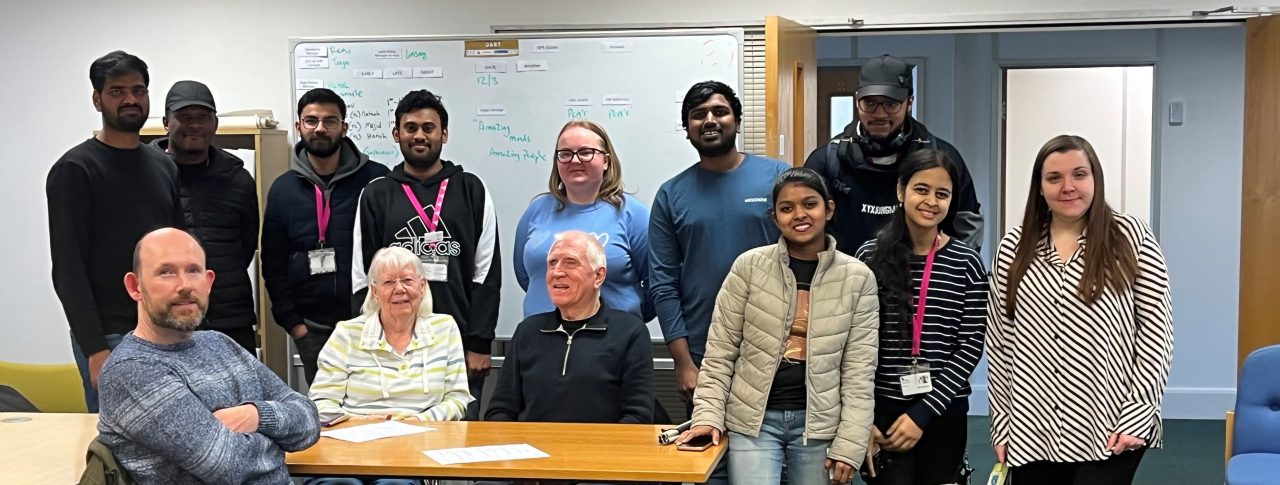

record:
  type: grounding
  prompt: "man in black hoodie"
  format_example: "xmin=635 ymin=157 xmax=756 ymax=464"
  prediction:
xmin=805 ymin=55 xmax=983 ymax=253
xmin=351 ymin=89 xmax=500 ymax=419
xmin=151 ymin=80 xmax=259 ymax=354
xmin=262 ymin=88 xmax=389 ymax=384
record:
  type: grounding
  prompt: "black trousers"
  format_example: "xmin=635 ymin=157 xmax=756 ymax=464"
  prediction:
xmin=865 ymin=398 xmax=968 ymax=485
xmin=1010 ymin=448 xmax=1146 ymax=485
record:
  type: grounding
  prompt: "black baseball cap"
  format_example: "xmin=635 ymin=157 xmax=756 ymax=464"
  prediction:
xmin=165 ymin=80 xmax=216 ymax=113
xmin=856 ymin=55 xmax=913 ymax=102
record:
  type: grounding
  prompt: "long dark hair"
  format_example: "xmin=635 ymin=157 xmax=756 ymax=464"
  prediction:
xmin=1003 ymin=135 xmax=1137 ymax=318
xmin=865 ymin=149 xmax=960 ymax=332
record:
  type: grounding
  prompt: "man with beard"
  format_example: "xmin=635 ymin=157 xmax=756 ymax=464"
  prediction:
xmin=649 ymin=81 xmax=788 ymax=424
xmin=46 ymin=50 xmax=184 ymax=412
xmin=804 ymin=55 xmax=982 ymax=253
xmin=351 ymin=89 xmax=500 ymax=420
xmin=97 ymin=228 xmax=320 ymax=484
xmin=262 ymin=88 xmax=389 ymax=384
xmin=151 ymin=80 xmax=260 ymax=354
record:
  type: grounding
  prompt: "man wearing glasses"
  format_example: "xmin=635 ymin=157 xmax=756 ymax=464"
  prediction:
xmin=350 ymin=89 xmax=500 ymax=420
xmin=261 ymin=88 xmax=389 ymax=384
xmin=804 ymin=54 xmax=982 ymax=252
xmin=150 ymin=80 xmax=260 ymax=355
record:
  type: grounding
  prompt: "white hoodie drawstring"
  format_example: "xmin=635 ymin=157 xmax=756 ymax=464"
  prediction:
xmin=370 ymin=351 xmax=390 ymax=399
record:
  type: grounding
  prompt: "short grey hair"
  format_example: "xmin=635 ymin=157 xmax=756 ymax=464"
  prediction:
xmin=360 ymin=246 xmax=433 ymax=317
xmin=550 ymin=231 xmax=606 ymax=271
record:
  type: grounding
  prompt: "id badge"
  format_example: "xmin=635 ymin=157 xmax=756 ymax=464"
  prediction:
xmin=423 ymin=231 xmax=444 ymax=244
xmin=899 ymin=361 xmax=933 ymax=396
xmin=308 ymin=248 xmax=337 ymax=275
xmin=424 ymin=262 xmax=448 ymax=282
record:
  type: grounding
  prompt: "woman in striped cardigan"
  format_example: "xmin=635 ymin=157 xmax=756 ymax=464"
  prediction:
xmin=309 ymin=246 xmax=473 ymax=423
xmin=987 ymin=135 xmax=1174 ymax=484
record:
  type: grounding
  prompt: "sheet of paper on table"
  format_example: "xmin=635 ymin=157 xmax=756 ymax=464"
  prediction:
xmin=423 ymin=443 xmax=550 ymax=465
xmin=319 ymin=420 xmax=435 ymax=443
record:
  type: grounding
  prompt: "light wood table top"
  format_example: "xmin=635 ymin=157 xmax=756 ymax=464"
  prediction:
xmin=0 ymin=412 xmax=98 ymax=484
xmin=288 ymin=420 xmax=726 ymax=482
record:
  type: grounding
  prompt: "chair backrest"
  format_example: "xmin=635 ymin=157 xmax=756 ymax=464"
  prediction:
xmin=78 ymin=437 xmax=134 ymax=485
xmin=0 ymin=384 xmax=39 ymax=412
xmin=1232 ymin=344 xmax=1280 ymax=456
xmin=0 ymin=360 xmax=87 ymax=412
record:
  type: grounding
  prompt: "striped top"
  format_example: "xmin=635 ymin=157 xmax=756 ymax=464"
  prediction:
xmin=309 ymin=312 xmax=474 ymax=421
xmin=986 ymin=212 xmax=1174 ymax=466
xmin=856 ymin=238 xmax=989 ymax=428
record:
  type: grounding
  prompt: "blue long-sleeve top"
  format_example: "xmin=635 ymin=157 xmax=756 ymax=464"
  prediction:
xmin=98 ymin=331 xmax=320 ymax=485
xmin=648 ymin=154 xmax=789 ymax=361
xmin=514 ymin=193 xmax=652 ymax=320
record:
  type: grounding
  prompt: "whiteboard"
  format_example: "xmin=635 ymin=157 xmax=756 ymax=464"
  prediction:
xmin=290 ymin=30 xmax=743 ymax=340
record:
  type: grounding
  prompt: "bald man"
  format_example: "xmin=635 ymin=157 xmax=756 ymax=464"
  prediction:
xmin=486 ymin=230 xmax=654 ymax=424
xmin=96 ymin=228 xmax=319 ymax=484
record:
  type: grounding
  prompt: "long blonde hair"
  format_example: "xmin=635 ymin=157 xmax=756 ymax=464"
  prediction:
xmin=549 ymin=120 xmax=625 ymax=211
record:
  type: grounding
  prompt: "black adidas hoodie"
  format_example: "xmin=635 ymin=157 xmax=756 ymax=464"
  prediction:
xmin=351 ymin=160 xmax=501 ymax=354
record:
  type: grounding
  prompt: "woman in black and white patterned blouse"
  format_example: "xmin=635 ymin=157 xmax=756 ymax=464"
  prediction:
xmin=986 ymin=135 xmax=1174 ymax=484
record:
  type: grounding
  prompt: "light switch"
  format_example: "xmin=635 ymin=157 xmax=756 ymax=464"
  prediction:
xmin=1169 ymin=101 xmax=1184 ymax=126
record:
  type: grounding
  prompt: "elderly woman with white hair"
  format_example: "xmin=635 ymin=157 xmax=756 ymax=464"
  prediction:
xmin=309 ymin=246 xmax=473 ymax=423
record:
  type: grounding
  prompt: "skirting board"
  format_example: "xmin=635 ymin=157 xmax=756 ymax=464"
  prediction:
xmin=966 ymin=385 xmax=1236 ymax=420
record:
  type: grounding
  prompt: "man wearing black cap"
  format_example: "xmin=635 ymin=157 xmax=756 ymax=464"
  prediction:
xmin=804 ymin=54 xmax=982 ymax=253
xmin=151 ymin=80 xmax=260 ymax=354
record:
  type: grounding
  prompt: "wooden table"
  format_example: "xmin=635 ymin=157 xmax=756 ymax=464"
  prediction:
xmin=288 ymin=420 xmax=727 ymax=482
xmin=0 ymin=412 xmax=98 ymax=484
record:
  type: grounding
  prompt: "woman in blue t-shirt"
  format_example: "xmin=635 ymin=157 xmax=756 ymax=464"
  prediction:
xmin=513 ymin=120 xmax=652 ymax=319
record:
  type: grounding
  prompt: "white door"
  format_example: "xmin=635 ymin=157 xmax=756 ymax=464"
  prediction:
xmin=1002 ymin=66 xmax=1154 ymax=234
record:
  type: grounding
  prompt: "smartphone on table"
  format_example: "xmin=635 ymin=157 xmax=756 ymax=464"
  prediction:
xmin=677 ymin=434 xmax=715 ymax=452
xmin=319 ymin=412 xmax=349 ymax=427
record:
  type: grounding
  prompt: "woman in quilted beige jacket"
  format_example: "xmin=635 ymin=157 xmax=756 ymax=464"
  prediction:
xmin=676 ymin=167 xmax=880 ymax=485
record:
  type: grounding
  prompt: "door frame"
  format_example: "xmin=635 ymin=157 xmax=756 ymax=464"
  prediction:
xmin=995 ymin=59 xmax=1161 ymax=235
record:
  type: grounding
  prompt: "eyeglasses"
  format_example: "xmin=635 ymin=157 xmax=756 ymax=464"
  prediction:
xmin=377 ymin=277 xmax=420 ymax=291
xmin=857 ymin=98 xmax=905 ymax=115
xmin=301 ymin=117 xmax=342 ymax=130
xmin=555 ymin=147 xmax=607 ymax=164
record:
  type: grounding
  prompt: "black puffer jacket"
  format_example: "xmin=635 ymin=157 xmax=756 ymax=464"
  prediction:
xmin=151 ymin=139 xmax=259 ymax=331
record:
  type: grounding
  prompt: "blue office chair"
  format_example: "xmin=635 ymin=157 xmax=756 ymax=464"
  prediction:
xmin=1227 ymin=344 xmax=1280 ymax=485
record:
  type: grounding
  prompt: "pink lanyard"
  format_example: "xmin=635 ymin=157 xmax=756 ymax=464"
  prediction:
xmin=401 ymin=179 xmax=450 ymax=233
xmin=912 ymin=233 xmax=942 ymax=357
xmin=314 ymin=185 xmax=331 ymax=247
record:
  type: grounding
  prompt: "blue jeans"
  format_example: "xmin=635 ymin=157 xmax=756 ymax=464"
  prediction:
xmin=71 ymin=332 xmax=124 ymax=413
xmin=728 ymin=409 xmax=833 ymax=485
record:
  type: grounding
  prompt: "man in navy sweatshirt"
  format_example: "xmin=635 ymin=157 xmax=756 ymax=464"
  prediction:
xmin=486 ymin=231 xmax=653 ymax=424
xmin=47 ymin=50 xmax=184 ymax=412
xmin=649 ymin=81 xmax=789 ymax=411
xmin=98 ymin=228 xmax=319 ymax=484
xmin=262 ymin=88 xmax=390 ymax=384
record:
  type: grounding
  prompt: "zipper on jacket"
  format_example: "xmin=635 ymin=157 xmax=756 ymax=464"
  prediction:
xmin=542 ymin=325 xmax=605 ymax=376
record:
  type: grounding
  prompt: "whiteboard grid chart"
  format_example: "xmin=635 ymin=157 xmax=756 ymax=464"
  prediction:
xmin=290 ymin=31 xmax=743 ymax=339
